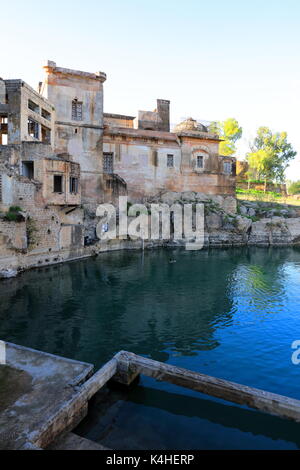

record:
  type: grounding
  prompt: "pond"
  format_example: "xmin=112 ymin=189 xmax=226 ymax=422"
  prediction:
xmin=1 ymin=247 xmax=300 ymax=449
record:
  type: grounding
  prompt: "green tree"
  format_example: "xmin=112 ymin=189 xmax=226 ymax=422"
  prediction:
xmin=209 ymin=118 xmax=242 ymax=156
xmin=247 ymin=127 xmax=296 ymax=191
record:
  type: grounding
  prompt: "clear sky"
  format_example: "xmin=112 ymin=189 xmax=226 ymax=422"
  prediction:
xmin=2 ymin=0 xmax=300 ymax=179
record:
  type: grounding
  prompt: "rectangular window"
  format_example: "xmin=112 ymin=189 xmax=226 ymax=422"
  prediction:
xmin=72 ymin=100 xmax=83 ymax=121
xmin=53 ymin=175 xmax=63 ymax=193
xmin=41 ymin=108 xmax=51 ymax=121
xmin=28 ymin=118 xmax=39 ymax=139
xmin=22 ymin=161 xmax=34 ymax=179
xmin=69 ymin=176 xmax=79 ymax=194
xmin=223 ymin=162 xmax=232 ymax=174
xmin=41 ymin=125 xmax=51 ymax=144
xmin=103 ymin=153 xmax=114 ymax=174
xmin=28 ymin=99 xmax=39 ymax=113
xmin=197 ymin=155 xmax=204 ymax=168
xmin=0 ymin=115 xmax=8 ymax=145
xmin=167 ymin=154 xmax=174 ymax=168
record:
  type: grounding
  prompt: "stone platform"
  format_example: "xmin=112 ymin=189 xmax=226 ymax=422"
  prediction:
xmin=0 ymin=341 xmax=93 ymax=450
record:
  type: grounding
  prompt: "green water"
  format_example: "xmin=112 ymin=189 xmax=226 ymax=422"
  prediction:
xmin=1 ymin=247 xmax=300 ymax=449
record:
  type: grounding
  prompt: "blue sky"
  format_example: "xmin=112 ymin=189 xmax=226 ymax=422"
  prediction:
xmin=2 ymin=0 xmax=300 ymax=179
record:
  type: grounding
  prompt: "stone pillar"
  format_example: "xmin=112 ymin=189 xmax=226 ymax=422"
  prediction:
xmin=157 ymin=99 xmax=170 ymax=132
xmin=0 ymin=79 xmax=6 ymax=104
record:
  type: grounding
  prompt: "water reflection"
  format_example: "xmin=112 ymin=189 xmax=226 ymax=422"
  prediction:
xmin=1 ymin=247 xmax=300 ymax=448
xmin=0 ymin=247 xmax=300 ymax=367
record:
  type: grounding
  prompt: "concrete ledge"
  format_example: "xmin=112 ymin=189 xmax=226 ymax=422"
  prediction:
xmin=0 ymin=342 xmax=93 ymax=450
xmin=47 ymin=432 xmax=109 ymax=450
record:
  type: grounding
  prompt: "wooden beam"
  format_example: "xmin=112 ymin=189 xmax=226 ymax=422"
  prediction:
xmin=116 ymin=351 xmax=300 ymax=423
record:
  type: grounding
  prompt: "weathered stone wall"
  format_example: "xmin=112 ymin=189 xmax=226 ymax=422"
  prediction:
xmin=0 ymin=143 xmax=81 ymax=211
xmin=136 ymin=99 xmax=170 ymax=132
xmin=0 ymin=205 xmax=85 ymax=276
xmin=103 ymin=134 xmax=235 ymax=201
xmin=40 ymin=158 xmax=81 ymax=206
xmin=0 ymin=220 xmax=27 ymax=256
xmin=104 ymin=114 xmax=134 ymax=129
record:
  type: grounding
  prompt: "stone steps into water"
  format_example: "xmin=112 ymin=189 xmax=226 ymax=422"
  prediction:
xmin=47 ymin=432 xmax=108 ymax=450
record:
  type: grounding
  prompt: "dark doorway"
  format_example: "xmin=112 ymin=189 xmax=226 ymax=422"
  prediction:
xmin=53 ymin=175 xmax=63 ymax=193
xmin=22 ymin=161 xmax=34 ymax=179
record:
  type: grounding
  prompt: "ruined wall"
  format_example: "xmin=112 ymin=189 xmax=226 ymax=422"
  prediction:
xmin=104 ymin=114 xmax=134 ymax=129
xmin=136 ymin=110 xmax=163 ymax=131
xmin=0 ymin=204 xmax=85 ymax=275
xmin=4 ymin=81 xmax=21 ymax=144
xmin=136 ymin=99 xmax=170 ymax=132
xmin=0 ymin=143 xmax=84 ymax=270
xmin=0 ymin=143 xmax=81 ymax=210
xmin=4 ymin=80 xmax=55 ymax=146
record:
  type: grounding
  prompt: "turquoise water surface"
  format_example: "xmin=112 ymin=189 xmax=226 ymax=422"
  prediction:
xmin=1 ymin=247 xmax=300 ymax=449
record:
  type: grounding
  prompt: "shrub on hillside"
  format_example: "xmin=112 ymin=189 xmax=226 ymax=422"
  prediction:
xmin=4 ymin=206 xmax=24 ymax=222
xmin=288 ymin=181 xmax=300 ymax=195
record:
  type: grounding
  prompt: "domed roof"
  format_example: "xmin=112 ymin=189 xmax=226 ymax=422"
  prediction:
xmin=173 ymin=117 xmax=207 ymax=133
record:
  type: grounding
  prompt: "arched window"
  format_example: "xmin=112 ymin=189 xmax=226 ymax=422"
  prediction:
xmin=192 ymin=146 xmax=209 ymax=172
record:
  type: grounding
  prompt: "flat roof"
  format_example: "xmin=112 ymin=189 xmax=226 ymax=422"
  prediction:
xmin=104 ymin=113 xmax=135 ymax=120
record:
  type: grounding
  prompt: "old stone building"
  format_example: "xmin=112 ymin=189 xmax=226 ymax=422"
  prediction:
xmin=0 ymin=60 xmax=236 ymax=274
xmin=0 ymin=78 xmax=81 ymax=209
xmin=42 ymin=61 xmax=106 ymax=203
xmin=40 ymin=61 xmax=235 ymax=203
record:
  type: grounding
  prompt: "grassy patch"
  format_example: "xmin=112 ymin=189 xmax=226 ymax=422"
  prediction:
xmin=4 ymin=206 xmax=24 ymax=222
xmin=236 ymin=189 xmax=300 ymax=207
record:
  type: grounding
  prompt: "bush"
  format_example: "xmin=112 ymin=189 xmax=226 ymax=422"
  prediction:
xmin=288 ymin=181 xmax=300 ymax=195
xmin=9 ymin=206 xmax=22 ymax=212
xmin=4 ymin=206 xmax=24 ymax=222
